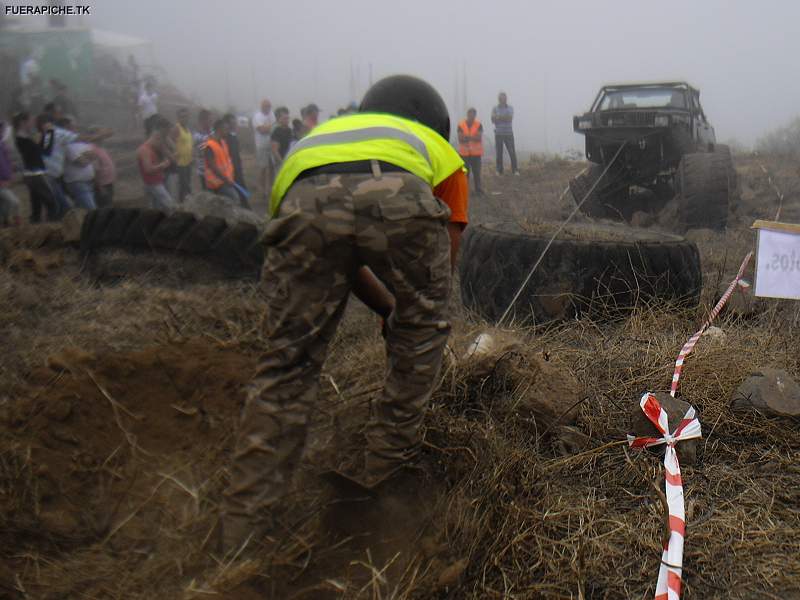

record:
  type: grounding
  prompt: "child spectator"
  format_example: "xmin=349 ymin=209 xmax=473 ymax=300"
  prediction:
xmin=13 ymin=112 xmax=59 ymax=222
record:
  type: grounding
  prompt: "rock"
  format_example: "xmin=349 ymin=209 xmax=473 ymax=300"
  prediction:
xmin=463 ymin=332 xmax=498 ymax=360
xmin=630 ymin=392 xmax=699 ymax=465
xmin=702 ymin=326 xmax=726 ymax=342
xmin=61 ymin=208 xmax=88 ymax=243
xmin=731 ymin=368 xmax=800 ymax=416
xmin=436 ymin=558 xmax=468 ymax=590
xmin=630 ymin=211 xmax=655 ymax=228
xmin=461 ymin=332 xmax=583 ymax=425
xmin=721 ymin=277 xmax=761 ymax=319
xmin=183 ymin=191 xmax=264 ymax=227
xmin=554 ymin=425 xmax=592 ymax=455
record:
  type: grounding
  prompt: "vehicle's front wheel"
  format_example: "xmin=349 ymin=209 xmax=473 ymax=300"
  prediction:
xmin=669 ymin=145 xmax=736 ymax=231
xmin=569 ymin=164 xmax=631 ymax=220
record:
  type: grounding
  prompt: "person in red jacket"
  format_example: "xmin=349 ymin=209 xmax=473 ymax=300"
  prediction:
xmin=136 ymin=116 xmax=175 ymax=211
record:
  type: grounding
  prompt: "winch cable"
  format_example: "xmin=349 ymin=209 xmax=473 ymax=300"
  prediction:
xmin=496 ymin=142 xmax=628 ymax=327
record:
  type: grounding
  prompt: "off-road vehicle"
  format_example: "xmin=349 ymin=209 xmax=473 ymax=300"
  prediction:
xmin=570 ymin=81 xmax=736 ymax=230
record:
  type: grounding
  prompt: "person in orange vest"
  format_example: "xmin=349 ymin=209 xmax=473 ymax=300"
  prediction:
xmin=204 ymin=119 xmax=247 ymax=207
xmin=457 ymin=107 xmax=484 ymax=195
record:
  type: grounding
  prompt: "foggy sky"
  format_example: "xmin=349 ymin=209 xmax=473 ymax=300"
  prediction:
xmin=88 ymin=0 xmax=800 ymax=153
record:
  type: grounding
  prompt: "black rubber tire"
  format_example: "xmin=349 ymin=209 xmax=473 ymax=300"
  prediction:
xmin=674 ymin=147 xmax=734 ymax=231
xmin=569 ymin=164 xmax=608 ymax=218
xmin=459 ymin=222 xmax=702 ymax=324
xmin=80 ymin=208 xmax=263 ymax=274
xmin=570 ymin=164 xmax=632 ymax=220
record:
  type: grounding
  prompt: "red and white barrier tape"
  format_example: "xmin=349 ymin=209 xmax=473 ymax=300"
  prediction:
xmin=628 ymin=393 xmax=702 ymax=600
xmin=670 ymin=251 xmax=753 ymax=397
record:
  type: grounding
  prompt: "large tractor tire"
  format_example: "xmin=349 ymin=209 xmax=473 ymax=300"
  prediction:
xmin=671 ymin=145 xmax=736 ymax=232
xmin=569 ymin=164 xmax=632 ymax=220
xmin=459 ymin=222 xmax=702 ymax=324
xmin=80 ymin=208 xmax=264 ymax=276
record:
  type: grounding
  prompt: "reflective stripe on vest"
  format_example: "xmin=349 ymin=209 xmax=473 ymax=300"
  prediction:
xmin=270 ymin=113 xmax=464 ymax=216
xmin=286 ymin=126 xmax=431 ymax=164
xmin=205 ymin=138 xmax=233 ymax=189
xmin=458 ymin=119 xmax=483 ymax=157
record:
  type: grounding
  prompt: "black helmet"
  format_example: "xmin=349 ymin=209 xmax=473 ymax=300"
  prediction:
xmin=360 ymin=75 xmax=450 ymax=140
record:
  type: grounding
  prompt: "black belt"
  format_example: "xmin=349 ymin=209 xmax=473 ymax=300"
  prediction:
xmin=295 ymin=160 xmax=409 ymax=182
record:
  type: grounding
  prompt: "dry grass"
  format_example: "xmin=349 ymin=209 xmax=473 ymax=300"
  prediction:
xmin=1 ymin=155 xmax=800 ymax=599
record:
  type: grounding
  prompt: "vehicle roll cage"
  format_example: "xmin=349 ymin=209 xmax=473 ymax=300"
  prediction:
xmin=589 ymin=82 xmax=700 ymax=113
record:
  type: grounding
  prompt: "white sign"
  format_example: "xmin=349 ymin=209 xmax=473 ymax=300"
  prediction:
xmin=753 ymin=221 xmax=800 ymax=300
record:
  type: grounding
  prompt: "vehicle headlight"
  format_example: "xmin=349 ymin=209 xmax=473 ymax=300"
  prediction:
xmin=672 ymin=114 xmax=690 ymax=126
xmin=578 ymin=119 xmax=593 ymax=129
xmin=654 ymin=115 xmax=670 ymax=127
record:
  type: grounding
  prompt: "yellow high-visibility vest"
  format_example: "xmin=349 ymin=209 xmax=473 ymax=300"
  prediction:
xmin=270 ymin=112 xmax=464 ymax=216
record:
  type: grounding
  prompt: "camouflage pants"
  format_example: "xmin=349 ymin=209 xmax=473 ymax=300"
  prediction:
xmin=225 ymin=169 xmax=452 ymax=518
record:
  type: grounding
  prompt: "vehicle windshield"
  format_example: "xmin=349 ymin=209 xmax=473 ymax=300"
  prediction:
xmin=597 ymin=88 xmax=687 ymax=110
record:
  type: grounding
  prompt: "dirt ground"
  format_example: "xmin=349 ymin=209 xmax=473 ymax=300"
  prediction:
xmin=1 ymin=148 xmax=800 ymax=599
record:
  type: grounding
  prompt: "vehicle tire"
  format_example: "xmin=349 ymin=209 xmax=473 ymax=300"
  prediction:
xmin=459 ymin=222 xmax=702 ymax=324
xmin=569 ymin=164 xmax=608 ymax=218
xmin=673 ymin=146 xmax=735 ymax=231
xmin=570 ymin=164 xmax=632 ymax=220
xmin=80 ymin=208 xmax=263 ymax=275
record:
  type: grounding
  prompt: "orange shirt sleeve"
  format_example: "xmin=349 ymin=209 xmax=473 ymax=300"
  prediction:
xmin=433 ymin=168 xmax=469 ymax=225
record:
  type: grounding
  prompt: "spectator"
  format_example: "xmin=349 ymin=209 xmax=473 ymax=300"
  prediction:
xmin=138 ymin=78 xmax=159 ymax=135
xmin=0 ymin=121 xmax=21 ymax=226
xmin=19 ymin=49 xmax=43 ymax=109
xmin=12 ymin=111 xmax=58 ymax=222
xmin=223 ymin=113 xmax=247 ymax=200
xmin=491 ymin=91 xmax=519 ymax=175
xmin=457 ymin=107 xmax=484 ymax=195
xmin=38 ymin=112 xmax=75 ymax=217
xmin=204 ymin=119 xmax=244 ymax=207
xmin=88 ymin=129 xmax=116 ymax=208
xmin=252 ymin=99 xmax=275 ymax=196
xmin=137 ymin=117 xmax=175 ymax=211
xmin=193 ymin=109 xmax=212 ymax=191
xmin=171 ymin=107 xmax=193 ymax=202
xmin=270 ymin=107 xmax=294 ymax=167
xmin=60 ymin=117 xmax=96 ymax=210
xmin=297 ymin=103 xmax=320 ymax=138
